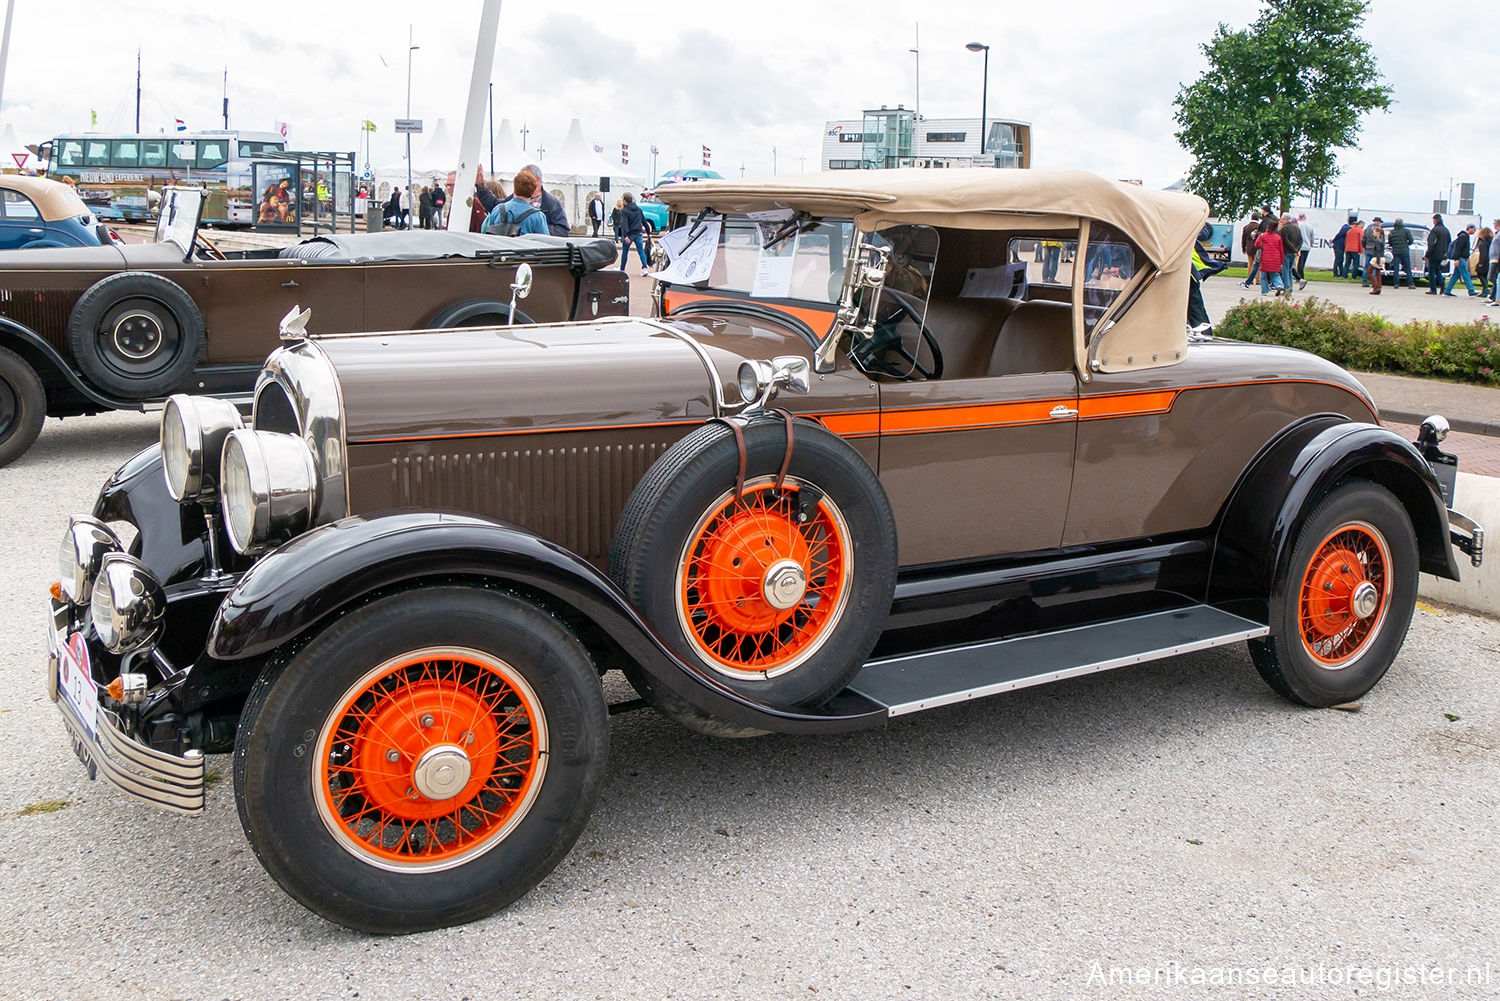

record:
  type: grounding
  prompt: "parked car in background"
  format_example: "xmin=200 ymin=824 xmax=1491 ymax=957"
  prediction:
xmin=0 ymin=174 xmax=114 ymax=250
xmin=637 ymin=191 xmax=669 ymax=234
xmin=0 ymin=187 xmax=628 ymax=465
xmin=46 ymin=169 xmax=1482 ymax=934
xmin=1201 ymin=220 xmax=1234 ymax=262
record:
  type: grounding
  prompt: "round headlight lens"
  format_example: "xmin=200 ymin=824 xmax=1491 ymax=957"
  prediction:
xmin=57 ymin=517 xmax=123 ymax=605
xmin=89 ymin=553 xmax=165 ymax=654
xmin=161 ymin=394 xmax=244 ymax=502
xmin=220 ymin=429 xmax=319 ymax=556
xmin=738 ymin=360 xmax=772 ymax=405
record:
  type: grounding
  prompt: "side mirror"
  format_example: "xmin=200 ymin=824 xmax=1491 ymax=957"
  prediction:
xmin=507 ymin=263 xmax=533 ymax=326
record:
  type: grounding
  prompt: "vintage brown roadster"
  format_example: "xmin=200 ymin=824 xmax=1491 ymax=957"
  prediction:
xmin=45 ymin=170 xmax=1483 ymax=933
xmin=0 ymin=188 xmax=626 ymax=465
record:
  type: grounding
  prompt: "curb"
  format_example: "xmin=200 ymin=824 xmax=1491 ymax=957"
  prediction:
xmin=1382 ymin=408 xmax=1500 ymax=439
xmin=1419 ymin=471 xmax=1498 ymax=618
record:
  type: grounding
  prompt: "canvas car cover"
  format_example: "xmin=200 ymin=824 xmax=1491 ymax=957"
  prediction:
xmin=278 ymin=231 xmax=619 ymax=271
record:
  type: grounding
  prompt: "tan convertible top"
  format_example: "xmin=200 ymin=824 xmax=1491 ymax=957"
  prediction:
xmin=0 ymin=174 xmax=92 ymax=222
xmin=655 ymin=168 xmax=1208 ymax=268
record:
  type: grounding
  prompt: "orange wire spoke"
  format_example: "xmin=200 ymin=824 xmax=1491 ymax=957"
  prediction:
xmin=1297 ymin=525 xmax=1388 ymax=665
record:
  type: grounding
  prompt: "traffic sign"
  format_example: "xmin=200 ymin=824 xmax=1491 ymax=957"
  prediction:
xmin=11 ymin=152 xmax=28 ymax=169
xmin=394 ymin=119 xmax=423 ymax=134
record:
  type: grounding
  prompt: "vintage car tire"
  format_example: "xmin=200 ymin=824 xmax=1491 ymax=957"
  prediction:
xmin=66 ymin=272 xmax=204 ymax=399
xmin=429 ymin=298 xmax=536 ymax=328
xmin=0 ymin=345 xmax=46 ymax=468
xmin=1249 ymin=481 xmax=1419 ymax=708
xmin=609 ymin=416 xmax=897 ymax=725
xmin=232 ymin=586 xmax=608 ymax=934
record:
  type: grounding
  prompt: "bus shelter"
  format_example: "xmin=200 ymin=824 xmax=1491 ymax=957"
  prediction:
xmin=251 ymin=150 xmax=356 ymax=236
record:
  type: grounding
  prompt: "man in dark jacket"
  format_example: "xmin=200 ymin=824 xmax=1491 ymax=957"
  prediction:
xmin=1426 ymin=215 xmax=1451 ymax=293
xmin=1277 ymin=213 xmax=1302 ymax=293
xmin=523 ymin=164 xmax=571 ymax=237
xmin=1443 ymin=223 xmax=1478 ymax=296
xmin=1387 ymin=218 xmax=1415 ymax=288
xmin=1332 ymin=219 xmax=1352 ymax=277
xmin=1238 ymin=211 xmax=1261 ymax=288
xmin=617 ymin=192 xmax=650 ymax=275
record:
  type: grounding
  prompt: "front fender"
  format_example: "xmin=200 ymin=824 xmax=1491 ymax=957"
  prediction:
xmin=202 ymin=511 xmax=886 ymax=734
xmin=1210 ymin=418 xmax=1457 ymax=618
xmin=94 ymin=444 xmax=211 ymax=586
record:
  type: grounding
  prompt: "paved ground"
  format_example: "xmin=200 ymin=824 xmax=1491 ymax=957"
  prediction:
xmin=3 ymin=417 xmax=1499 ymax=1001
xmin=1202 ymin=274 xmax=1497 ymax=326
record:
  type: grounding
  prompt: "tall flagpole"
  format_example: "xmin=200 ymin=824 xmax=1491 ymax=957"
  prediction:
xmin=447 ymin=0 xmax=501 ymax=231
xmin=0 ymin=0 xmax=14 ymax=125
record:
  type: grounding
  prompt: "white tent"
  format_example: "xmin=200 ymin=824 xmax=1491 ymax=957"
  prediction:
xmin=0 ymin=124 xmax=34 ymax=172
xmin=491 ymin=119 xmax=531 ymax=174
xmin=373 ymin=117 xmax=460 ymax=204
xmin=525 ymin=118 xmax=646 ymax=234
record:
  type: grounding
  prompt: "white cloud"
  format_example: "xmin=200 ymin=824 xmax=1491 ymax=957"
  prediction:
xmin=2 ymin=0 xmax=1490 ymax=218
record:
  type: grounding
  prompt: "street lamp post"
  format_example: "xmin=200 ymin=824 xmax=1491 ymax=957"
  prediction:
xmin=966 ymin=42 xmax=989 ymax=166
xmin=406 ymin=25 xmax=419 ymax=229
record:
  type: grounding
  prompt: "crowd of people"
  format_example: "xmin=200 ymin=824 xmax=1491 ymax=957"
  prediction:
xmin=1237 ymin=204 xmax=1500 ymax=303
xmin=377 ymin=169 xmax=655 ymax=275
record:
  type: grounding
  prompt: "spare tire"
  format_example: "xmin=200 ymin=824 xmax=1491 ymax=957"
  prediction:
xmin=609 ymin=415 xmax=896 ymax=729
xmin=66 ymin=272 xmax=204 ymax=399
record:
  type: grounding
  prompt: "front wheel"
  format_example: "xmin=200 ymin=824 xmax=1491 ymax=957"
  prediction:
xmin=233 ymin=587 xmax=608 ymax=933
xmin=1249 ymin=481 xmax=1419 ymax=707
xmin=0 ymin=346 xmax=46 ymax=467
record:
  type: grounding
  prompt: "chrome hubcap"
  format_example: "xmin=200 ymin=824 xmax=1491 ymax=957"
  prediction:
xmin=762 ymin=558 xmax=808 ymax=611
xmin=1350 ymin=581 xmax=1380 ymax=620
xmin=412 ymin=744 xmax=472 ymax=801
xmin=112 ymin=313 xmax=163 ymax=359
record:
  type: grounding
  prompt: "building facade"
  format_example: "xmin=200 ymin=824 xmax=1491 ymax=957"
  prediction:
xmin=820 ymin=107 xmax=1031 ymax=172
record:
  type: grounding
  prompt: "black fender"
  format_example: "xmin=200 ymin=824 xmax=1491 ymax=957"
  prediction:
xmin=93 ymin=444 xmax=217 ymax=586
xmin=197 ymin=511 xmax=887 ymax=734
xmin=0 ymin=315 xmax=140 ymax=412
xmin=428 ymin=298 xmax=535 ymax=328
xmin=1209 ymin=416 xmax=1458 ymax=619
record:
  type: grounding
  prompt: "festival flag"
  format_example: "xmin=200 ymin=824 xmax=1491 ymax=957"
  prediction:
xmin=90 ymin=110 xmax=98 ymax=126
xmin=701 ymin=145 xmax=712 ymax=167
xmin=621 ymin=143 xmax=629 ymax=165
xmin=175 ymin=118 xmax=186 ymax=132
xmin=361 ymin=119 xmax=377 ymax=132
xmin=275 ymin=120 xmax=289 ymax=139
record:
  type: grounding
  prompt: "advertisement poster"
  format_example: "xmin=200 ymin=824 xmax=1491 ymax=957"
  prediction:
xmin=253 ymin=162 xmax=299 ymax=229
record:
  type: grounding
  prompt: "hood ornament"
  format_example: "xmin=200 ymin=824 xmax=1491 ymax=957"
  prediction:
xmin=278 ymin=305 xmax=312 ymax=342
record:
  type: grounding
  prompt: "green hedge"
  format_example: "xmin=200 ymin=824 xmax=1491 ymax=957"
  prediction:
xmin=1217 ymin=297 xmax=1500 ymax=386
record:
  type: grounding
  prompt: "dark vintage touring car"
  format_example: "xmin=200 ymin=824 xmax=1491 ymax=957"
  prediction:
xmin=46 ymin=169 xmax=1483 ymax=933
xmin=0 ymin=188 xmax=626 ymax=465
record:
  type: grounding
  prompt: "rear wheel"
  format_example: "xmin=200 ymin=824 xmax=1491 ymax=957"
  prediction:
xmin=0 ymin=346 xmax=45 ymax=467
xmin=1249 ymin=481 xmax=1419 ymax=707
xmin=233 ymin=587 xmax=608 ymax=933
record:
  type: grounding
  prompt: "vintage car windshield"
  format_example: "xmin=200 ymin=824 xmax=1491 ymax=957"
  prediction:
xmin=154 ymin=187 xmax=204 ymax=254
xmin=701 ymin=214 xmax=854 ymax=304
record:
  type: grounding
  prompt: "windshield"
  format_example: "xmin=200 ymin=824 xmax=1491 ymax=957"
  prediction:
xmin=666 ymin=213 xmax=853 ymax=304
xmin=154 ymin=187 xmax=204 ymax=253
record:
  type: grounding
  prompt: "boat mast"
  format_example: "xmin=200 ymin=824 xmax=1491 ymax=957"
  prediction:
xmin=135 ymin=47 xmax=141 ymax=132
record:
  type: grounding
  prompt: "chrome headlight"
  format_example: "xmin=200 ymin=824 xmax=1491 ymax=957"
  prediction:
xmin=220 ymin=429 xmax=319 ymax=555
xmin=90 ymin=553 xmax=165 ymax=654
xmin=58 ymin=516 xmax=123 ymax=605
xmin=161 ymin=394 xmax=244 ymax=502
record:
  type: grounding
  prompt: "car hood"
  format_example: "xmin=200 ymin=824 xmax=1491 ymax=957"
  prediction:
xmin=320 ymin=317 xmax=725 ymax=443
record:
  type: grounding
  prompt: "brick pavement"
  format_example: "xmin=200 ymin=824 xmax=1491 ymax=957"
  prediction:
xmin=1383 ymin=421 xmax=1500 ymax=477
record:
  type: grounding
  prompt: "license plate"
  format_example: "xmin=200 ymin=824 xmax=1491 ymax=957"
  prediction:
xmin=57 ymin=631 xmax=98 ymax=737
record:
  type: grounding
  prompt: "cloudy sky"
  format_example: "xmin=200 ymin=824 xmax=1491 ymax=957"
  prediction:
xmin=2 ymin=0 xmax=1493 ymax=218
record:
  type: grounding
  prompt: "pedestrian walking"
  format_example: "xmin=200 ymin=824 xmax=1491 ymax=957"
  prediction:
xmin=1443 ymin=224 xmax=1479 ymax=296
xmin=1425 ymin=214 xmax=1450 ymax=293
xmin=1238 ymin=211 xmax=1261 ymax=288
xmin=1387 ymin=217 xmax=1415 ymax=288
xmin=617 ymin=191 xmax=650 ymax=275
xmin=1487 ymin=219 xmax=1500 ymax=305
xmin=587 ymin=192 xmax=605 ymax=237
xmin=1295 ymin=212 xmax=1313 ymax=288
xmin=611 ymin=197 xmax=624 ymax=243
xmin=1475 ymin=226 xmax=1493 ymax=299
xmin=1360 ymin=216 xmax=1383 ymax=287
xmin=1278 ymin=213 xmax=1302 ymax=294
xmin=385 ymin=187 xmax=401 ymax=228
xmin=418 ymin=186 xmax=433 ymax=230
xmin=1254 ymin=224 xmax=1286 ymax=295
xmin=1363 ymin=220 xmax=1386 ymax=294
xmin=1343 ymin=218 xmax=1364 ymax=280
xmin=431 ymin=183 xmax=446 ymax=228
xmin=1332 ymin=217 xmax=1352 ymax=278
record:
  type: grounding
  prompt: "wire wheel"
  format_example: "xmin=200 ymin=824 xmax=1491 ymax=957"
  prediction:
xmin=1297 ymin=522 xmax=1390 ymax=669
xmin=675 ymin=476 xmax=851 ymax=678
xmin=315 ymin=646 xmax=547 ymax=872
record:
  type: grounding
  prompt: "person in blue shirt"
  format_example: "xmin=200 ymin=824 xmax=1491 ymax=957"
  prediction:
xmin=483 ymin=169 xmax=549 ymax=236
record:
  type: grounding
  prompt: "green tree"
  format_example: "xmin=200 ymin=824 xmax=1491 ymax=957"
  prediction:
xmin=1173 ymin=0 xmax=1392 ymax=217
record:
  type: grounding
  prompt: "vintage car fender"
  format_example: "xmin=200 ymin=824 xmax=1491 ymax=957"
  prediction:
xmin=0 ymin=315 xmax=138 ymax=411
xmin=198 ymin=510 xmax=887 ymax=735
xmin=94 ymin=445 xmax=215 ymax=586
xmin=428 ymin=298 xmax=536 ymax=328
xmin=1209 ymin=415 xmax=1458 ymax=618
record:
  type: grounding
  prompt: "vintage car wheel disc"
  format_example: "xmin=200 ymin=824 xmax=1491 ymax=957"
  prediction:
xmin=676 ymin=477 xmax=851 ymax=678
xmin=1297 ymin=523 xmax=1390 ymax=669
xmin=314 ymin=646 xmax=548 ymax=872
xmin=98 ymin=299 xmax=180 ymax=375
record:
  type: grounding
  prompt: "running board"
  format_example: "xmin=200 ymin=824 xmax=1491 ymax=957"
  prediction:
xmin=848 ymin=605 xmax=1268 ymax=717
xmin=141 ymin=392 xmax=255 ymax=414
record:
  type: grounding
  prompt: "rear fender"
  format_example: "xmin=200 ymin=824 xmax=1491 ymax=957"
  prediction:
xmin=1209 ymin=418 xmax=1457 ymax=619
xmin=197 ymin=511 xmax=886 ymax=734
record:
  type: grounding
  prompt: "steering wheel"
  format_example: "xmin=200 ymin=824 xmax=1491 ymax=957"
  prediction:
xmin=194 ymin=232 xmax=227 ymax=261
xmin=851 ymin=291 xmax=944 ymax=380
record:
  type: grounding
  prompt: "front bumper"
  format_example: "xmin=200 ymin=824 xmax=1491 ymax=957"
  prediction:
xmin=1448 ymin=509 xmax=1484 ymax=568
xmin=45 ymin=598 xmax=205 ymax=816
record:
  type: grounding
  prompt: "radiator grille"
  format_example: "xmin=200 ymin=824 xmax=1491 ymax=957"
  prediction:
xmin=389 ymin=441 xmax=673 ymax=563
xmin=0 ymin=290 xmax=82 ymax=352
